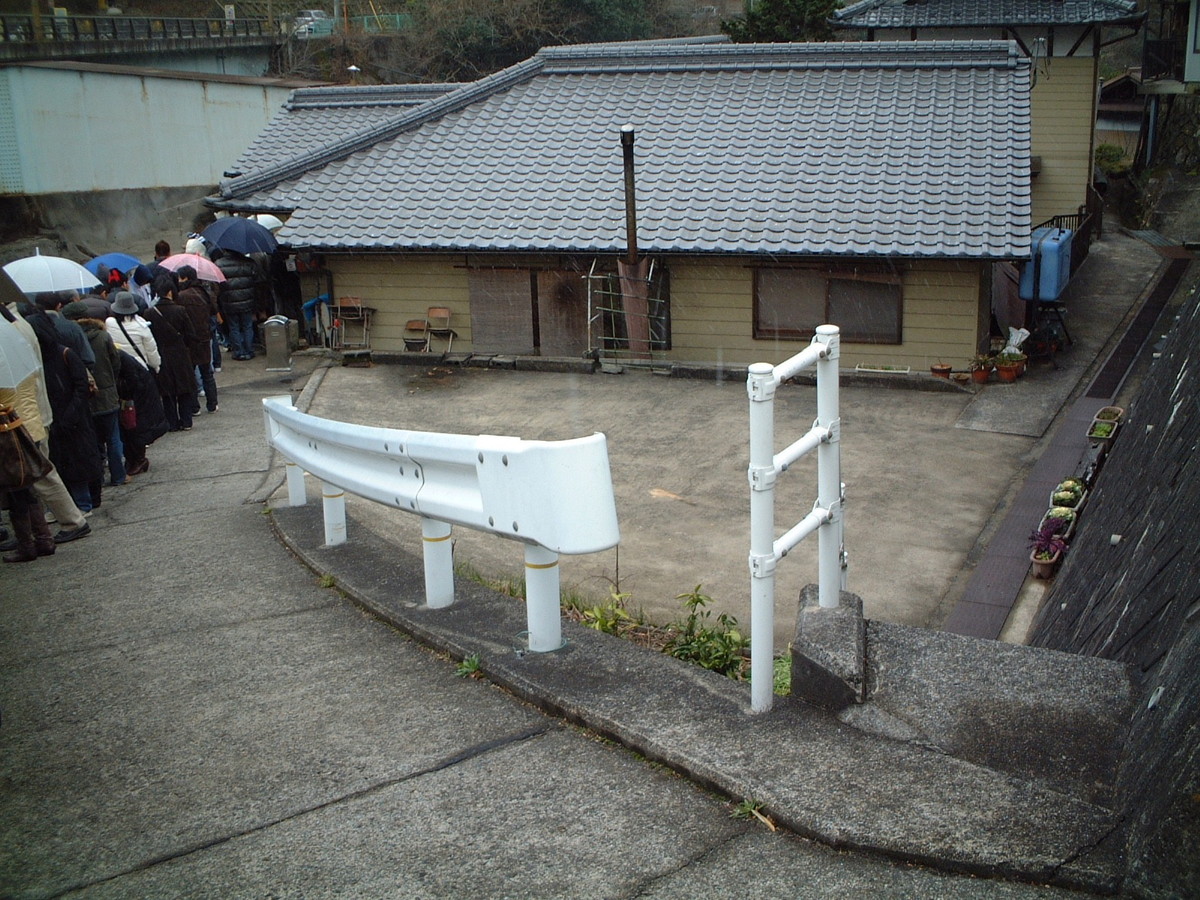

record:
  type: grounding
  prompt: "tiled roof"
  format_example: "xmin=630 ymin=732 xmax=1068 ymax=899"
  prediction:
xmin=832 ymin=0 xmax=1142 ymax=29
xmin=228 ymin=84 xmax=465 ymax=180
xmin=217 ymin=41 xmax=1033 ymax=260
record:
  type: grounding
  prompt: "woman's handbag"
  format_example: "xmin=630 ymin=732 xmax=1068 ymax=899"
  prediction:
xmin=0 ymin=405 xmax=53 ymax=491
xmin=119 ymin=399 xmax=137 ymax=430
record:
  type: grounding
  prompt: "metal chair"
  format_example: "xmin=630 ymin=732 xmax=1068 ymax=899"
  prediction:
xmin=403 ymin=318 xmax=430 ymax=351
xmin=425 ymin=306 xmax=457 ymax=354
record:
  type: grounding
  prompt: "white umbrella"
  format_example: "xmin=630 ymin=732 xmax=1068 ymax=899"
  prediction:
xmin=2 ymin=249 xmax=100 ymax=294
xmin=0 ymin=316 xmax=39 ymax=390
xmin=252 ymin=214 xmax=285 ymax=233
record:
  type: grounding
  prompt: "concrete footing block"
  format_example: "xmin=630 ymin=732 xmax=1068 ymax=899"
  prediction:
xmin=791 ymin=584 xmax=866 ymax=710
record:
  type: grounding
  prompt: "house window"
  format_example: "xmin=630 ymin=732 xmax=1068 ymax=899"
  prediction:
xmin=754 ymin=265 xmax=903 ymax=344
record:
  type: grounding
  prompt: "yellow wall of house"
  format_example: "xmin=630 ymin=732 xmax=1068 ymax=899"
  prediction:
xmin=327 ymin=255 xmax=472 ymax=348
xmin=1030 ymin=55 xmax=1098 ymax=224
xmin=665 ymin=260 xmax=988 ymax=371
xmin=325 ymin=254 xmax=988 ymax=373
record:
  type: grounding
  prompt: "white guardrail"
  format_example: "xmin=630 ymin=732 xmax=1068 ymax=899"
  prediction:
xmin=747 ymin=325 xmax=846 ymax=713
xmin=262 ymin=396 xmax=620 ymax=652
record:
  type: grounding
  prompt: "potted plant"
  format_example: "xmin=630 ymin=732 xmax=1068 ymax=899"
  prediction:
xmin=1094 ymin=406 xmax=1124 ymax=423
xmin=1028 ymin=522 xmax=1067 ymax=579
xmin=930 ymin=362 xmax=953 ymax=378
xmin=1087 ymin=418 xmax=1118 ymax=447
xmin=968 ymin=354 xmax=994 ymax=384
xmin=1049 ymin=477 xmax=1087 ymax=509
xmin=995 ymin=352 xmax=1026 ymax=383
xmin=1039 ymin=506 xmax=1078 ymax=541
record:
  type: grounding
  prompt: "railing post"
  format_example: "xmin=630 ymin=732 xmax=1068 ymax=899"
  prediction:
xmin=524 ymin=544 xmax=562 ymax=652
xmin=421 ymin=518 xmax=454 ymax=609
xmin=813 ymin=325 xmax=842 ymax=609
xmin=321 ymin=480 xmax=346 ymax=546
xmin=747 ymin=362 xmax=778 ymax=713
xmin=285 ymin=461 xmax=307 ymax=507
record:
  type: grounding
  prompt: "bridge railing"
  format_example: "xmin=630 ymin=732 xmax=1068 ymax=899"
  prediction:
xmin=1 ymin=15 xmax=273 ymax=45
xmin=263 ymin=396 xmax=621 ymax=653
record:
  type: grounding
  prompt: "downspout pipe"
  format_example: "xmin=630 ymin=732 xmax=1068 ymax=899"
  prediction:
xmin=618 ymin=124 xmax=651 ymax=358
xmin=620 ymin=125 xmax=638 ymax=264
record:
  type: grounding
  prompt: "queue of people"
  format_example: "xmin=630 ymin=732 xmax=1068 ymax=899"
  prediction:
xmin=0 ymin=236 xmax=269 ymax=564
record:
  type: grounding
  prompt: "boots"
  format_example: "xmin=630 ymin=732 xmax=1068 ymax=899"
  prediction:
xmin=29 ymin=500 xmax=55 ymax=557
xmin=2 ymin=510 xmax=37 ymax=563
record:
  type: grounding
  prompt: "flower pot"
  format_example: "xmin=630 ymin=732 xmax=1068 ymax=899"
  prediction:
xmin=1087 ymin=418 xmax=1119 ymax=448
xmin=1049 ymin=486 xmax=1087 ymax=511
xmin=970 ymin=368 xmax=991 ymax=384
xmin=1094 ymin=406 xmax=1124 ymax=423
xmin=1029 ymin=547 xmax=1062 ymax=579
xmin=996 ymin=363 xmax=1020 ymax=383
xmin=931 ymin=364 xmax=952 ymax=378
xmin=1039 ymin=508 xmax=1077 ymax=542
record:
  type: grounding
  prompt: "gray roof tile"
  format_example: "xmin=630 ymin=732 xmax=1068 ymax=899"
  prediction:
xmin=833 ymin=0 xmax=1142 ymax=29
xmin=219 ymin=41 xmax=1032 ymax=260
xmin=228 ymin=83 xmax=464 ymax=180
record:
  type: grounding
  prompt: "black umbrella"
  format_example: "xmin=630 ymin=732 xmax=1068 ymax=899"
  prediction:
xmin=202 ymin=217 xmax=279 ymax=255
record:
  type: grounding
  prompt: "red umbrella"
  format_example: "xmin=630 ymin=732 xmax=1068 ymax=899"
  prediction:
xmin=158 ymin=253 xmax=226 ymax=282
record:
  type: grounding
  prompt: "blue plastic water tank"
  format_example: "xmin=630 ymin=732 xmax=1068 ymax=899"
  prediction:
xmin=1019 ymin=227 xmax=1073 ymax=301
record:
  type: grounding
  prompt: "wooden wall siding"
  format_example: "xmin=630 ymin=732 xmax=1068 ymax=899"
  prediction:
xmin=1029 ymin=55 xmax=1098 ymax=225
xmin=667 ymin=260 xmax=983 ymax=371
xmin=326 ymin=255 xmax=472 ymax=348
xmin=325 ymin=254 xmax=984 ymax=370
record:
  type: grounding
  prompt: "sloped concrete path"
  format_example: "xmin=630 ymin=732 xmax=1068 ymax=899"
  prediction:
xmin=1 ymin=359 xmax=1092 ymax=898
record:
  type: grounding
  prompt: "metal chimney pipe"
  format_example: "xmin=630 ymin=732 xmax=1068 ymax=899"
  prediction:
xmin=620 ymin=124 xmax=638 ymax=264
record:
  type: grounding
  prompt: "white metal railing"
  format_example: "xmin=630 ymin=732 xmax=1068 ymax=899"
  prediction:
xmin=747 ymin=325 xmax=845 ymax=713
xmin=263 ymin=396 xmax=620 ymax=651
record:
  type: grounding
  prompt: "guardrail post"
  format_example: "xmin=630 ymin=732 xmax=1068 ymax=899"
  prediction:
xmin=814 ymin=325 xmax=842 ymax=609
xmin=422 ymin=518 xmax=454 ymax=609
xmin=285 ymin=461 xmax=307 ymax=507
xmin=747 ymin=362 xmax=777 ymax=714
xmin=524 ymin=544 xmax=562 ymax=652
xmin=321 ymin=480 xmax=346 ymax=546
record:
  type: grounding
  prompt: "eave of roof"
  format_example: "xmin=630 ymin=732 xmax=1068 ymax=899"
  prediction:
xmin=832 ymin=0 xmax=1144 ymax=29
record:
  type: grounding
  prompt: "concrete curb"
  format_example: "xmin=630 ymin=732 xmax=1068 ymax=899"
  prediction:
xmin=268 ymin=503 xmax=1125 ymax=893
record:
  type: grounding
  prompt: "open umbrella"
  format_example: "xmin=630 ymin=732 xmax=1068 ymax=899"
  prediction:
xmin=252 ymin=213 xmax=285 ymax=233
xmin=3 ymin=249 xmax=100 ymax=294
xmin=0 ymin=316 xmax=39 ymax=390
xmin=84 ymin=252 xmax=141 ymax=277
xmin=158 ymin=253 xmax=227 ymax=283
xmin=203 ymin=217 xmax=278 ymax=255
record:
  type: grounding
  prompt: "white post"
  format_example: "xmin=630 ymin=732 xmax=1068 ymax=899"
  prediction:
xmin=814 ymin=325 xmax=842 ymax=608
xmin=524 ymin=544 xmax=562 ymax=652
xmin=321 ymin=480 xmax=347 ymax=546
xmin=747 ymin=362 xmax=777 ymax=714
xmin=422 ymin=517 xmax=455 ymax=609
xmin=285 ymin=461 xmax=307 ymax=506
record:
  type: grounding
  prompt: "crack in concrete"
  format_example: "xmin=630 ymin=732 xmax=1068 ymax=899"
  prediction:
xmin=624 ymin=824 xmax=751 ymax=898
xmin=44 ymin=723 xmax=557 ymax=899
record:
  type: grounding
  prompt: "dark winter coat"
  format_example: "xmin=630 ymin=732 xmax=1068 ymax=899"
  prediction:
xmin=177 ymin=281 xmax=218 ymax=366
xmin=77 ymin=318 xmax=121 ymax=415
xmin=42 ymin=340 xmax=102 ymax=487
xmin=115 ymin=351 xmax=169 ymax=446
xmin=214 ymin=251 xmax=263 ymax=317
xmin=144 ymin=301 xmax=197 ymax=398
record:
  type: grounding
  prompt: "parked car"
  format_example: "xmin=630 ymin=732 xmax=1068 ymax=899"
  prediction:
xmin=293 ymin=9 xmax=332 ymax=36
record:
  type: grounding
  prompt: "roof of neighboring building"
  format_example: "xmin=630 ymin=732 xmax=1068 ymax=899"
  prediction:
xmin=228 ymin=83 xmax=466 ymax=180
xmin=215 ymin=40 xmax=1033 ymax=260
xmin=832 ymin=0 xmax=1142 ymax=29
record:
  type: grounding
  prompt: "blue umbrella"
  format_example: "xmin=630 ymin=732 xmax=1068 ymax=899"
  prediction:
xmin=202 ymin=217 xmax=278 ymax=255
xmin=84 ymin=252 xmax=141 ymax=277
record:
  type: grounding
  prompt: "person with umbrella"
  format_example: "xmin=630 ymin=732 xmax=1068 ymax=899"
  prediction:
xmin=145 ymin=274 xmax=200 ymax=431
xmin=212 ymin=248 xmax=266 ymax=361
xmin=0 ymin=299 xmax=91 ymax=548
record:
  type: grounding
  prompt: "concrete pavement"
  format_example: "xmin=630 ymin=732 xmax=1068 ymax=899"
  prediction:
xmin=1 ymin=219 xmax=1178 ymax=897
xmin=0 ymin=355 xmax=1093 ymax=898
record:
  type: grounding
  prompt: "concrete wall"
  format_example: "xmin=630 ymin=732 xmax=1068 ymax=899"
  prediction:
xmin=323 ymin=253 xmax=989 ymax=371
xmin=0 ymin=64 xmax=294 ymax=194
xmin=1030 ymin=280 xmax=1200 ymax=898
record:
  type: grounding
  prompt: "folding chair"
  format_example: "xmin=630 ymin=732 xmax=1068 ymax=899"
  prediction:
xmin=425 ymin=306 xmax=457 ymax=354
xmin=403 ymin=318 xmax=430 ymax=351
